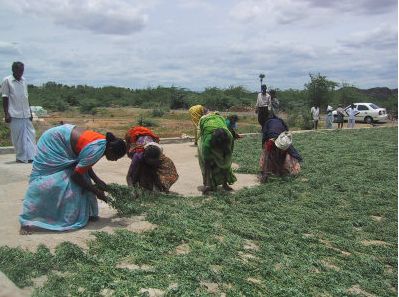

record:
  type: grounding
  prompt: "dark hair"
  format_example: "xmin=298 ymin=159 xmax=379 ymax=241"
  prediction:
xmin=228 ymin=115 xmax=238 ymax=123
xmin=144 ymin=145 xmax=161 ymax=161
xmin=269 ymin=89 xmax=276 ymax=96
xmin=261 ymin=84 xmax=267 ymax=90
xmin=106 ymin=132 xmax=126 ymax=158
xmin=211 ymin=128 xmax=230 ymax=156
xmin=12 ymin=61 xmax=24 ymax=71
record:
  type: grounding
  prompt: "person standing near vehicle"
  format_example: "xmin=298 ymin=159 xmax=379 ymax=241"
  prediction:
xmin=347 ymin=103 xmax=359 ymax=128
xmin=1 ymin=62 xmax=36 ymax=163
xmin=310 ymin=105 xmax=320 ymax=130
xmin=255 ymin=84 xmax=271 ymax=127
xmin=325 ymin=105 xmax=334 ymax=129
xmin=335 ymin=105 xmax=345 ymax=129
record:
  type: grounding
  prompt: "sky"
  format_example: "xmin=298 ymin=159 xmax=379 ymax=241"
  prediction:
xmin=0 ymin=0 xmax=397 ymax=91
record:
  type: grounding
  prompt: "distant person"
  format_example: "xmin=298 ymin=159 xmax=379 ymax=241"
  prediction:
xmin=198 ymin=113 xmax=236 ymax=194
xmin=19 ymin=125 xmax=126 ymax=233
xmin=310 ymin=105 xmax=320 ymax=130
xmin=125 ymin=126 xmax=178 ymax=192
xmin=347 ymin=104 xmax=359 ymax=128
xmin=225 ymin=114 xmax=243 ymax=151
xmin=255 ymin=84 xmax=271 ymax=127
xmin=189 ymin=104 xmax=208 ymax=145
xmin=225 ymin=114 xmax=242 ymax=140
xmin=335 ymin=105 xmax=345 ymax=129
xmin=1 ymin=62 xmax=36 ymax=163
xmin=325 ymin=105 xmax=334 ymax=129
xmin=269 ymin=89 xmax=280 ymax=116
xmin=259 ymin=115 xmax=302 ymax=183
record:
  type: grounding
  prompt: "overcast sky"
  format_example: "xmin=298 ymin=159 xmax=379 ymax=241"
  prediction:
xmin=0 ymin=0 xmax=397 ymax=91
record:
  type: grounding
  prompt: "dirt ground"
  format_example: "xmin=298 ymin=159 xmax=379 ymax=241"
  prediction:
xmin=0 ymin=142 xmax=258 ymax=252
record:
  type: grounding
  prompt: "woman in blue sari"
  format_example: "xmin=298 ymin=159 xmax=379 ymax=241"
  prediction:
xmin=19 ymin=124 xmax=126 ymax=233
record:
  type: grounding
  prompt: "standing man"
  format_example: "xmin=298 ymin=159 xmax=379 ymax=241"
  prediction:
xmin=255 ymin=84 xmax=271 ymax=127
xmin=2 ymin=62 xmax=36 ymax=163
xmin=347 ymin=103 xmax=359 ymax=129
xmin=310 ymin=105 xmax=320 ymax=130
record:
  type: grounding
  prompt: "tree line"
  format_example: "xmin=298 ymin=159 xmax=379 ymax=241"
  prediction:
xmin=28 ymin=74 xmax=398 ymax=115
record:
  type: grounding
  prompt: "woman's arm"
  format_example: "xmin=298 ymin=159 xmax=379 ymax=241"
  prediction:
xmin=127 ymin=156 xmax=142 ymax=186
xmin=88 ymin=168 xmax=107 ymax=191
xmin=71 ymin=171 xmax=107 ymax=202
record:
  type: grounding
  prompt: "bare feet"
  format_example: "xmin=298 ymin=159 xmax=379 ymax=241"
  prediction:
xmin=202 ymin=186 xmax=214 ymax=195
xmin=19 ymin=226 xmax=32 ymax=235
xmin=222 ymin=184 xmax=233 ymax=191
xmin=89 ymin=216 xmax=99 ymax=222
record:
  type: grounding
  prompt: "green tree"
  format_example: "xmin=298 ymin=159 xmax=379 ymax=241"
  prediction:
xmin=305 ymin=73 xmax=338 ymax=108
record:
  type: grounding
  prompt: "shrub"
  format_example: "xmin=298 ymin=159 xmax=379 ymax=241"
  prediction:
xmin=0 ymin=121 xmax=11 ymax=146
xmin=151 ymin=108 xmax=165 ymax=117
xmin=79 ymin=100 xmax=98 ymax=115
xmin=287 ymin=109 xmax=313 ymax=130
xmin=137 ymin=117 xmax=158 ymax=127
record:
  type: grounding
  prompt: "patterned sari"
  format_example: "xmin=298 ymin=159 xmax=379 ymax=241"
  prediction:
xmin=19 ymin=124 xmax=106 ymax=231
xmin=126 ymin=126 xmax=178 ymax=191
xmin=198 ymin=114 xmax=237 ymax=188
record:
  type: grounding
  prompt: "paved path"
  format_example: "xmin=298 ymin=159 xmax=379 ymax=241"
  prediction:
xmin=0 ymin=142 xmax=258 ymax=251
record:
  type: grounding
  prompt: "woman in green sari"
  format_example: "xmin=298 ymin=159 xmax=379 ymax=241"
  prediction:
xmin=198 ymin=113 xmax=237 ymax=194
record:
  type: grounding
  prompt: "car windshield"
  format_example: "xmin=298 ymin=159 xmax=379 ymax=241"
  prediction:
xmin=369 ymin=103 xmax=379 ymax=109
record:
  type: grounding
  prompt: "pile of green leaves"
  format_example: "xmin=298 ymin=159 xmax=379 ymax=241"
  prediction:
xmin=105 ymin=183 xmax=154 ymax=216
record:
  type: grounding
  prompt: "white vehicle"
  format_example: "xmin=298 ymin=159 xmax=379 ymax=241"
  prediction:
xmin=333 ymin=103 xmax=388 ymax=124
xmin=30 ymin=106 xmax=48 ymax=117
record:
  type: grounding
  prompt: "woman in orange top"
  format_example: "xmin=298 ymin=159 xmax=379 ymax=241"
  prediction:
xmin=125 ymin=126 xmax=178 ymax=192
xmin=20 ymin=124 xmax=126 ymax=232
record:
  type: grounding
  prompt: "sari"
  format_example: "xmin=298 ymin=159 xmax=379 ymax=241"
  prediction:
xmin=189 ymin=105 xmax=205 ymax=144
xmin=259 ymin=117 xmax=302 ymax=182
xmin=198 ymin=114 xmax=237 ymax=188
xmin=19 ymin=124 xmax=106 ymax=231
xmin=126 ymin=127 xmax=178 ymax=191
xmin=259 ymin=140 xmax=301 ymax=181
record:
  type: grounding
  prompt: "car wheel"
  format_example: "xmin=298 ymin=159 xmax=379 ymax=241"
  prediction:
xmin=364 ymin=116 xmax=373 ymax=124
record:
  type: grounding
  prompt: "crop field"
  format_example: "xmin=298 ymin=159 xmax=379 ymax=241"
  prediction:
xmin=0 ymin=127 xmax=397 ymax=296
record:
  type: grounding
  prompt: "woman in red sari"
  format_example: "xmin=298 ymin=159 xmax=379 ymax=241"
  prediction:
xmin=125 ymin=126 xmax=178 ymax=192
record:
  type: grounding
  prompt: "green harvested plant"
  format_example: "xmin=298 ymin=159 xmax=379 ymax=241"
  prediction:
xmin=105 ymin=183 xmax=151 ymax=216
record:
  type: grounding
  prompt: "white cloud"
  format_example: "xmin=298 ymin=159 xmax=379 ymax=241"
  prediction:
xmin=9 ymin=0 xmax=153 ymax=35
xmin=0 ymin=42 xmax=21 ymax=55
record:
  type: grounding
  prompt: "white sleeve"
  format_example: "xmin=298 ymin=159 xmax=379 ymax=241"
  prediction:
xmin=1 ymin=78 xmax=9 ymax=97
xmin=255 ymin=93 xmax=260 ymax=107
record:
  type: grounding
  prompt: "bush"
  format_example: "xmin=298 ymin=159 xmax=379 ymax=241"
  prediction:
xmin=137 ymin=117 xmax=158 ymax=127
xmin=287 ymin=109 xmax=313 ymax=130
xmin=151 ymin=108 xmax=165 ymax=117
xmin=79 ymin=100 xmax=98 ymax=115
xmin=0 ymin=121 xmax=11 ymax=146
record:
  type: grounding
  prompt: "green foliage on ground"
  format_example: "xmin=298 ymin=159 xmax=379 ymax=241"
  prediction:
xmin=0 ymin=121 xmax=11 ymax=146
xmin=0 ymin=127 xmax=397 ymax=296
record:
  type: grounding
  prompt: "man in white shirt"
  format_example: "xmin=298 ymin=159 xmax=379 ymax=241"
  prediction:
xmin=347 ymin=103 xmax=359 ymax=128
xmin=2 ymin=62 xmax=36 ymax=163
xmin=310 ymin=105 xmax=320 ymax=130
xmin=255 ymin=84 xmax=271 ymax=127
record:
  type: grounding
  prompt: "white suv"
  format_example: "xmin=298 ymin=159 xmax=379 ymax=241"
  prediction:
xmin=333 ymin=103 xmax=388 ymax=124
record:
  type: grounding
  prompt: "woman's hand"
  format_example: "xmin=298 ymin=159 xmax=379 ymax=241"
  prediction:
xmin=95 ymin=189 xmax=108 ymax=203
xmin=96 ymin=179 xmax=108 ymax=191
xmin=96 ymin=190 xmax=107 ymax=202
